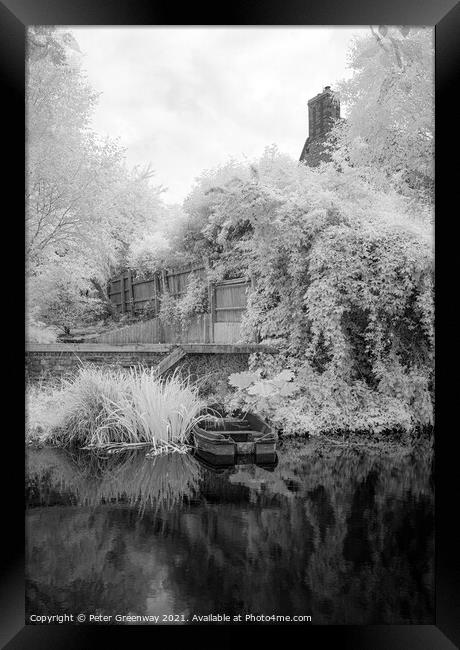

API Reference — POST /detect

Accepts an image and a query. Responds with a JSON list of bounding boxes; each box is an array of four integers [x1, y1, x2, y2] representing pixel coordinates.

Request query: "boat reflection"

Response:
[[192, 448, 278, 473]]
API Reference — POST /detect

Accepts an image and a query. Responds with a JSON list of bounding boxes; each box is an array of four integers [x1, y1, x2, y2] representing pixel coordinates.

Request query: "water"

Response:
[[25, 440, 434, 624]]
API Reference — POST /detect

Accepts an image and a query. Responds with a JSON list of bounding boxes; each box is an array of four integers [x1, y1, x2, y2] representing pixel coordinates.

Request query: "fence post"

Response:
[[153, 272, 159, 317], [249, 274, 260, 343], [128, 270, 134, 315], [120, 274, 126, 314], [107, 280, 111, 300], [208, 281, 216, 343]]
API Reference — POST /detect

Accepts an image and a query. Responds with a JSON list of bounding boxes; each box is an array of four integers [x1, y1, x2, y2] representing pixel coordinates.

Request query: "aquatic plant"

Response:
[[26, 365, 207, 451], [100, 367, 207, 452], [54, 366, 132, 447]]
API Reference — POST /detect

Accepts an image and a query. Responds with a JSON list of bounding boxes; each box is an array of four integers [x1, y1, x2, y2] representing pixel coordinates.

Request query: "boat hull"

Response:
[[193, 432, 236, 456], [192, 408, 277, 462]]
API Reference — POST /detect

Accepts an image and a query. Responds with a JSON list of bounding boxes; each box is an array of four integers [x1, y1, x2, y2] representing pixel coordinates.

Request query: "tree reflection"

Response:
[[26, 441, 434, 623]]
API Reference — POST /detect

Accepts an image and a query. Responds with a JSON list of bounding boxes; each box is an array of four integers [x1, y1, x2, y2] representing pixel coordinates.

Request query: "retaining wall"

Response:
[[25, 344, 275, 389]]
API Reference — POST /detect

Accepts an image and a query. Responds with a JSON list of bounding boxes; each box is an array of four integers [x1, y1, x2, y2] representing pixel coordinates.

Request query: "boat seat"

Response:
[[210, 430, 272, 442]]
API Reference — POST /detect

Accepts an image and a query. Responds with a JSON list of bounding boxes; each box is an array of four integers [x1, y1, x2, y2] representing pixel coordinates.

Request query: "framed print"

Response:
[[2, 0, 459, 647]]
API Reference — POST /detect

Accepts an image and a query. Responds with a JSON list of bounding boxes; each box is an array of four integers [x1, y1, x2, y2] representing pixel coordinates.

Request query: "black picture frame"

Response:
[[4, 0, 459, 647]]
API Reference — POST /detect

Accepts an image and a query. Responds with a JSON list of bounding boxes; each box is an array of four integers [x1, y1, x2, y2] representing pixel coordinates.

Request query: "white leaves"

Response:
[[247, 381, 276, 396], [274, 369, 295, 382], [333, 28, 434, 204], [228, 371, 259, 389], [279, 382, 299, 397], [61, 32, 82, 53], [229, 367, 299, 400]]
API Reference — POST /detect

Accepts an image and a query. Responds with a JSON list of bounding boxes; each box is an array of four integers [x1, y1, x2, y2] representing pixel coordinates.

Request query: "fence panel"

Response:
[[96, 318, 161, 345], [108, 266, 207, 313], [105, 268, 251, 344], [214, 280, 249, 323], [166, 266, 207, 298], [212, 279, 250, 343]]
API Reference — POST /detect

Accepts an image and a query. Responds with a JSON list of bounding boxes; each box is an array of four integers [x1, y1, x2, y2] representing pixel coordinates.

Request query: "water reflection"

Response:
[[26, 441, 434, 624]]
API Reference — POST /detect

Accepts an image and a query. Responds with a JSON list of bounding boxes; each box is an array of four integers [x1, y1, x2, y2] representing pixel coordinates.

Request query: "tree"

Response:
[[126, 204, 191, 276], [328, 27, 434, 206], [26, 27, 164, 327], [28, 257, 104, 335]]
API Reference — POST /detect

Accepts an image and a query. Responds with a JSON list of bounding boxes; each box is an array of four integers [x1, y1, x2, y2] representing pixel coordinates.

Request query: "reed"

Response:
[[27, 365, 208, 451]]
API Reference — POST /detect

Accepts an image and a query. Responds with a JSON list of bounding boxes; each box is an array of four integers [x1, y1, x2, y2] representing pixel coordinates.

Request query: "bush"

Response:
[[226, 364, 432, 438], [159, 275, 208, 331], [26, 380, 66, 445], [26, 319, 59, 343]]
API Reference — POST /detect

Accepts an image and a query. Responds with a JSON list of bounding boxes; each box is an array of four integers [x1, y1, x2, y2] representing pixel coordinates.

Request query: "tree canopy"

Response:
[[26, 27, 165, 330], [330, 27, 434, 206]]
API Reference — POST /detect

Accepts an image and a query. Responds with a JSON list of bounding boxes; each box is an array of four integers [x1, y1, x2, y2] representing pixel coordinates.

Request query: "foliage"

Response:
[[329, 27, 434, 206], [159, 275, 208, 331], [26, 380, 66, 444], [25, 27, 434, 440], [26, 27, 164, 324], [179, 142, 433, 436], [126, 205, 192, 276], [118, 27, 434, 439], [126, 232, 172, 276], [26, 311, 59, 343], [28, 259, 104, 333], [26, 366, 207, 451], [227, 363, 431, 438]]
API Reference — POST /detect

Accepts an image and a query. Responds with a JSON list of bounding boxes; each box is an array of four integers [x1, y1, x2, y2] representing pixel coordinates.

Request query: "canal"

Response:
[[25, 439, 434, 624]]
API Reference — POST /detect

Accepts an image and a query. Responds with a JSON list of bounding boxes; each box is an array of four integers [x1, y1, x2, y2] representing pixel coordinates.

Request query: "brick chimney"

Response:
[[300, 86, 340, 166]]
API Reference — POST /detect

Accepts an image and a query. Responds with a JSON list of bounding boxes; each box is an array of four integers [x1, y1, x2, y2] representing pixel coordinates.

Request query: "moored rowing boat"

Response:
[[192, 408, 277, 461]]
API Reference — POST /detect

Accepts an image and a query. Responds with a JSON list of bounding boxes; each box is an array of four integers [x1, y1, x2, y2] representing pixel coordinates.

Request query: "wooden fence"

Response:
[[107, 264, 208, 316], [103, 266, 252, 345]]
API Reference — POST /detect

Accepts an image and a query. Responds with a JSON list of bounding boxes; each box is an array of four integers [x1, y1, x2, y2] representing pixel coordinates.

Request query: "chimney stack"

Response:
[[299, 86, 340, 166]]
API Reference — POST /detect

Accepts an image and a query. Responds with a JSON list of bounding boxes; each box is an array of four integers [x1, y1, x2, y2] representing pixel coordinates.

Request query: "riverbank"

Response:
[[26, 368, 433, 451]]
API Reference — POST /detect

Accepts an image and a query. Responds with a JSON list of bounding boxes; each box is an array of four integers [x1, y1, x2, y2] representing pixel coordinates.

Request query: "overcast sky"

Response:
[[70, 27, 368, 205]]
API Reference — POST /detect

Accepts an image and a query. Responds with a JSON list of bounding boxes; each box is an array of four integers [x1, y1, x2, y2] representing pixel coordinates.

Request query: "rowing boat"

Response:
[[192, 407, 277, 461]]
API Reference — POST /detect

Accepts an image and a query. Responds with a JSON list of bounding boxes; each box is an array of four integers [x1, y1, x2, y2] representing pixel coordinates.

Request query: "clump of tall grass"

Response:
[[26, 365, 207, 452], [102, 367, 207, 452], [55, 366, 133, 447]]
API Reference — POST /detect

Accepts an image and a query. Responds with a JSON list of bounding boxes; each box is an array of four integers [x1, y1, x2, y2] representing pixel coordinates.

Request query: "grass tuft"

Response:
[[26, 365, 207, 451]]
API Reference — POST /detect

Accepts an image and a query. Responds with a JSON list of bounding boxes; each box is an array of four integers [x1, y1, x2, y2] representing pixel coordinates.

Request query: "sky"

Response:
[[69, 27, 368, 205]]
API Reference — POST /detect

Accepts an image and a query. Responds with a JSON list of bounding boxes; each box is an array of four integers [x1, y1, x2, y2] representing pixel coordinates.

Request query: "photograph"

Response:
[[24, 24, 436, 628]]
